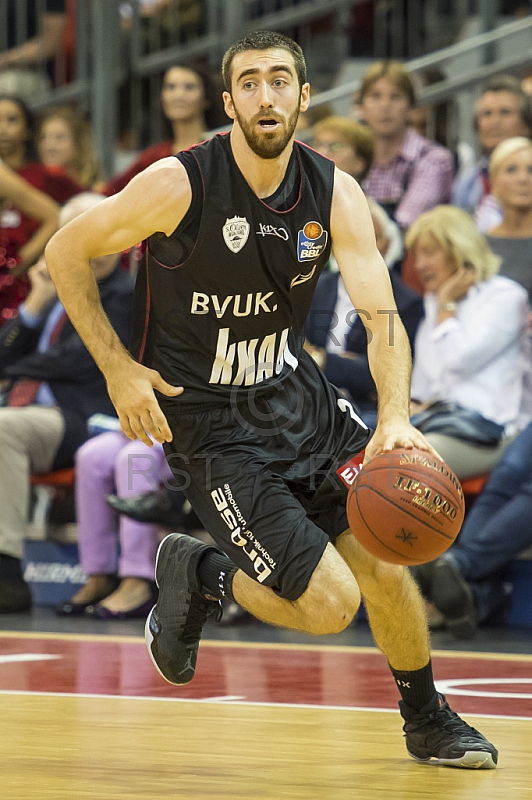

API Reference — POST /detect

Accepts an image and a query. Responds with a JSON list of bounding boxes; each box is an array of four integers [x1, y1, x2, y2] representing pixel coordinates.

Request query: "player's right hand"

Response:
[[105, 359, 183, 446]]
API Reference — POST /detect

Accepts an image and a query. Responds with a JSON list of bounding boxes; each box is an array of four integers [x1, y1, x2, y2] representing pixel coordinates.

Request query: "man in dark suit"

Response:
[[305, 267, 423, 426], [0, 193, 134, 612]]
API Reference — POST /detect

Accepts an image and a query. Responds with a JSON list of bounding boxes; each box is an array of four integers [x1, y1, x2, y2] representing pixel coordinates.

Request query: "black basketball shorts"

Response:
[[163, 356, 372, 601]]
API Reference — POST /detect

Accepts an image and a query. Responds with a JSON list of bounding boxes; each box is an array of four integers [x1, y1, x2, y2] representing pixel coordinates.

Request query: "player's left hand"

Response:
[[364, 418, 442, 465]]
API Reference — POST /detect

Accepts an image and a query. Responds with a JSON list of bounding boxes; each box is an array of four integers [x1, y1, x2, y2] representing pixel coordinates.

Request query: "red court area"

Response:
[[1, 634, 531, 718]]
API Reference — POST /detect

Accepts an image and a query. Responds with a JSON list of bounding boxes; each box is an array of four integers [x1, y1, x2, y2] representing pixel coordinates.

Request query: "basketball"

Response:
[[346, 448, 465, 565], [303, 221, 323, 239]]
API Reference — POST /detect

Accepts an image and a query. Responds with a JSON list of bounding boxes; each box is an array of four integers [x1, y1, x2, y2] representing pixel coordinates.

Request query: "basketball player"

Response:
[[45, 32, 497, 768]]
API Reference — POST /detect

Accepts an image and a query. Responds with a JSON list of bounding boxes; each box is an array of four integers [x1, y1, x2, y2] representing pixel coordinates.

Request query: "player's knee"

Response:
[[359, 559, 407, 602], [324, 585, 361, 633], [298, 581, 361, 635]]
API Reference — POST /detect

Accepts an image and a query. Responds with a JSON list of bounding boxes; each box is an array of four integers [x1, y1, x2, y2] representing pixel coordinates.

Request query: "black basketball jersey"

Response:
[[130, 132, 335, 408]]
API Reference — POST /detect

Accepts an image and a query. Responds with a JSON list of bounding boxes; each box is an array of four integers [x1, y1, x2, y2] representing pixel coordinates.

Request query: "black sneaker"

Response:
[[145, 533, 222, 685], [400, 694, 498, 769]]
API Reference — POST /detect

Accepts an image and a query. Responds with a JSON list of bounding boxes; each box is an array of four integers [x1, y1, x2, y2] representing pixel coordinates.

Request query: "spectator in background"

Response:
[[484, 137, 532, 304], [406, 205, 532, 480], [453, 76, 532, 225], [0, 95, 82, 321], [312, 116, 403, 269], [104, 62, 226, 196], [312, 115, 374, 183], [0, 192, 135, 614], [356, 60, 454, 230], [36, 106, 104, 189], [412, 421, 532, 639], [308, 115, 422, 424], [0, 1, 66, 101], [0, 158, 59, 276], [56, 431, 173, 619], [305, 215, 423, 425]]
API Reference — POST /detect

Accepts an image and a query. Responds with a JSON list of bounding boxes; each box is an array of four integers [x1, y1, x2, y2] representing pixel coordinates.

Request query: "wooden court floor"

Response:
[[1, 631, 531, 799]]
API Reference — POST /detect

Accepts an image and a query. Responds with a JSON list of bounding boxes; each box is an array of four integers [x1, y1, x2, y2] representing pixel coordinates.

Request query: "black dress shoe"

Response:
[[90, 597, 155, 620], [409, 561, 437, 597], [106, 489, 188, 529], [55, 576, 120, 616], [56, 599, 99, 616], [0, 578, 32, 614], [430, 554, 478, 640]]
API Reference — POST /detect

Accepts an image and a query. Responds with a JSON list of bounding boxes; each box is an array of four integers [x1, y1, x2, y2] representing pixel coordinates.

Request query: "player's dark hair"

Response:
[[222, 30, 307, 93]]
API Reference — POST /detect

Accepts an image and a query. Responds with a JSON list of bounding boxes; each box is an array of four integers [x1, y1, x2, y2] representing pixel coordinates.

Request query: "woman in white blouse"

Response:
[[405, 205, 532, 479]]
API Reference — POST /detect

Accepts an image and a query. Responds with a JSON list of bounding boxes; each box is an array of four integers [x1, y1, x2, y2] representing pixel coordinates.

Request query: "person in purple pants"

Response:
[[57, 430, 173, 618]]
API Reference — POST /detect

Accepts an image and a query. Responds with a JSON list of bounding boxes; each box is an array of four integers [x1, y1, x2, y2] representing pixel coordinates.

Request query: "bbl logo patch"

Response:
[[223, 216, 250, 253], [297, 221, 328, 262]]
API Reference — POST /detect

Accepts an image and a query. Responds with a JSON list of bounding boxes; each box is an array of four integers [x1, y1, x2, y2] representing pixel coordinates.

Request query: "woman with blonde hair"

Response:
[[484, 136, 532, 304], [406, 205, 532, 479], [36, 105, 103, 189]]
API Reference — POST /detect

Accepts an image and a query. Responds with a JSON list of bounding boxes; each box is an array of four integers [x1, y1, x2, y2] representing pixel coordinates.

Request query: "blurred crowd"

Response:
[[1, 10, 532, 639]]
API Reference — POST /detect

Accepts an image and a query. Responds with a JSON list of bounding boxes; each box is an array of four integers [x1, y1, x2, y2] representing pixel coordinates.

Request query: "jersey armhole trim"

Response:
[[137, 245, 152, 363], [149, 152, 206, 271]]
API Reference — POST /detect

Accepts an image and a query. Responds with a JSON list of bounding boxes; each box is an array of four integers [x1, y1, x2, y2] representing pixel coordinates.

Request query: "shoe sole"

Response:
[[145, 606, 180, 685], [144, 533, 186, 686], [408, 749, 497, 769]]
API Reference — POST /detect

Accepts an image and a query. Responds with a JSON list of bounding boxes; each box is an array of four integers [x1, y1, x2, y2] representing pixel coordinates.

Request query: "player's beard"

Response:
[[233, 102, 301, 160]]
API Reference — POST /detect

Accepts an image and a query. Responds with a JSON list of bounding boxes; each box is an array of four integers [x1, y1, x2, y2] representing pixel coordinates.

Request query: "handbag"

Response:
[[410, 400, 505, 446]]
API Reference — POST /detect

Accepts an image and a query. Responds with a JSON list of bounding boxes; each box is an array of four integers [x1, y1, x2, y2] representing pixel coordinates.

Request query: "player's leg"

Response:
[[146, 531, 360, 686], [230, 541, 360, 634], [336, 529, 498, 769], [336, 529, 429, 668], [145, 450, 364, 686]]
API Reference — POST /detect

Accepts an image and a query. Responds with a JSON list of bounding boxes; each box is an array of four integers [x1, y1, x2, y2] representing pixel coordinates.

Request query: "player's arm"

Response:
[[330, 169, 437, 460], [0, 160, 59, 272], [45, 158, 192, 446]]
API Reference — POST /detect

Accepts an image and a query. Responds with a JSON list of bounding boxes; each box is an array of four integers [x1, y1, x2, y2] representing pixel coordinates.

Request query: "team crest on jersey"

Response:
[[297, 220, 328, 262], [223, 216, 250, 253]]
